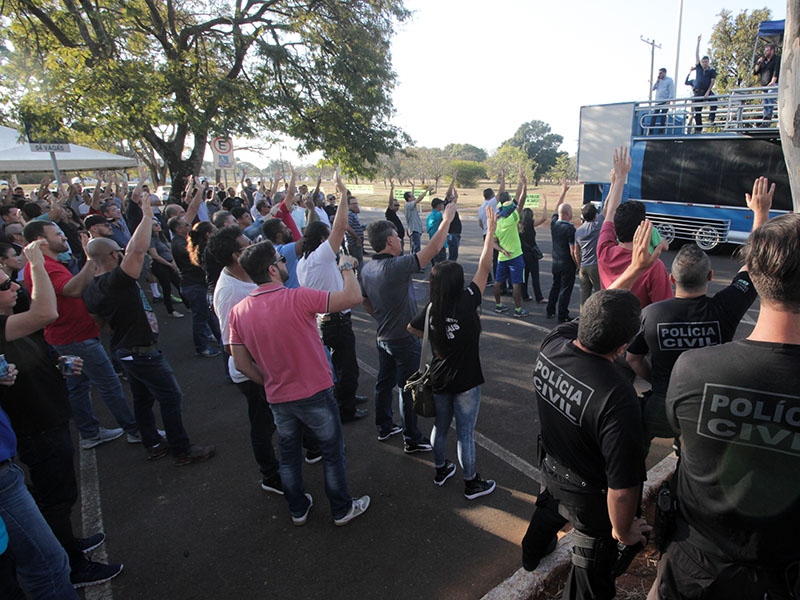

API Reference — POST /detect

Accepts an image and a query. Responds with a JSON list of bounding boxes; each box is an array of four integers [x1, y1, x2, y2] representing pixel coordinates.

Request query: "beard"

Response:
[[279, 267, 289, 284]]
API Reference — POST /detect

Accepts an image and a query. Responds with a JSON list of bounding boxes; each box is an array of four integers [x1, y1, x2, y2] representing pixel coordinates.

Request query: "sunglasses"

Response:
[[272, 254, 287, 266], [0, 278, 14, 292]]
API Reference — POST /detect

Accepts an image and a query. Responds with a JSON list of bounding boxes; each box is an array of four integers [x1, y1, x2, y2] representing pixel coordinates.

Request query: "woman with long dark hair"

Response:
[[519, 200, 548, 303], [408, 206, 498, 500]]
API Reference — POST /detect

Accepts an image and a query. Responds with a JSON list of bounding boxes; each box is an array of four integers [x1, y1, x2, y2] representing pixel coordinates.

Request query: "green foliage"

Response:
[[443, 143, 487, 163], [709, 8, 772, 93], [545, 154, 576, 183], [406, 147, 448, 189], [502, 120, 563, 184], [2, 0, 409, 196], [449, 160, 487, 188], [485, 146, 536, 183]]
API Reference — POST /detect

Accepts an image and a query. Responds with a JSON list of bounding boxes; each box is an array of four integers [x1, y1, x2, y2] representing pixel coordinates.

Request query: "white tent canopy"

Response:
[[0, 126, 137, 172]]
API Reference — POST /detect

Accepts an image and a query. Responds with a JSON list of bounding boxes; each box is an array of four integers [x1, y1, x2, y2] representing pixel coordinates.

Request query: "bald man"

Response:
[[547, 180, 578, 323], [82, 183, 215, 466]]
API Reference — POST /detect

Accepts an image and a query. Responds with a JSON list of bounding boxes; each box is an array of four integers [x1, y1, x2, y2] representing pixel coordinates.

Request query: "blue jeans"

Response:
[[763, 94, 776, 120], [270, 388, 352, 520], [55, 337, 137, 440], [431, 386, 481, 480], [180, 283, 221, 353], [409, 231, 421, 255], [0, 462, 76, 599], [375, 335, 424, 443], [447, 234, 461, 261], [113, 348, 191, 454]]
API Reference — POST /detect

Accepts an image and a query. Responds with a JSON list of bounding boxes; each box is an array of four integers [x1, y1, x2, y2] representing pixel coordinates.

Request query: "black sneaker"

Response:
[[70, 560, 124, 589], [261, 473, 283, 495], [522, 535, 558, 572], [403, 440, 433, 454], [464, 474, 496, 500], [377, 424, 403, 441], [434, 460, 456, 486], [340, 407, 368, 423], [78, 532, 106, 554], [305, 449, 322, 464], [174, 444, 216, 466], [146, 441, 169, 461]]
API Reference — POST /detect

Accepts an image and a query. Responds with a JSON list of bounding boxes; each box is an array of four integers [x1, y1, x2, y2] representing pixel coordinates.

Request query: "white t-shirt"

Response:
[[478, 197, 497, 235], [314, 206, 331, 227], [291, 205, 306, 232], [213, 269, 257, 383], [296, 240, 347, 314]]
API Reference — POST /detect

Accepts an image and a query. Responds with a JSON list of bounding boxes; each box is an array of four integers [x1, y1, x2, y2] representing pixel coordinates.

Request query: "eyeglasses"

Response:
[[0, 278, 14, 291], [272, 254, 287, 266]]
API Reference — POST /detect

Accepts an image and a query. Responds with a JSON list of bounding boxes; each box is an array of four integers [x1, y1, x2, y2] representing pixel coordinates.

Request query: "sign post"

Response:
[[211, 137, 236, 171]]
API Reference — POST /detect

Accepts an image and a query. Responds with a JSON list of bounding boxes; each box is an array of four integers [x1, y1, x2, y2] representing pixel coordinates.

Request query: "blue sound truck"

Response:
[[576, 21, 790, 251]]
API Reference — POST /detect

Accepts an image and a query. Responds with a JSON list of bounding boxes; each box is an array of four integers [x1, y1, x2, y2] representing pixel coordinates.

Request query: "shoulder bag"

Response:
[[403, 304, 436, 418]]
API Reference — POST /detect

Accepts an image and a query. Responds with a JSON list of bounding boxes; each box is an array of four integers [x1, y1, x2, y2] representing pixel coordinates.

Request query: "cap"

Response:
[[84, 215, 109, 229]]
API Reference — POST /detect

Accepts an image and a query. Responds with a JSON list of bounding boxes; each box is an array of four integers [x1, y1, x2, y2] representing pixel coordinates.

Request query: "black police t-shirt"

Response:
[[550, 214, 576, 266], [83, 267, 159, 351], [627, 271, 757, 398], [384, 207, 405, 239], [410, 282, 484, 394], [667, 339, 800, 564], [0, 316, 71, 435], [534, 322, 645, 491], [171, 236, 206, 286]]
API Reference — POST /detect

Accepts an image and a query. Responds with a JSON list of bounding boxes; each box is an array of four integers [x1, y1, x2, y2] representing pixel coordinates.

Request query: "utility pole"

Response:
[[674, 0, 684, 89], [641, 36, 662, 100]]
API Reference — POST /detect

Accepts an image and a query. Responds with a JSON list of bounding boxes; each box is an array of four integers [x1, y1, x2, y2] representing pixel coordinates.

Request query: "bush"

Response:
[[450, 160, 487, 188]]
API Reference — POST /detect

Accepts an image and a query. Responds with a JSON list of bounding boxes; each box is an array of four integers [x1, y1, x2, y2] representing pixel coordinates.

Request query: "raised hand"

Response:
[[23, 239, 48, 267], [561, 178, 569, 193], [631, 219, 666, 272], [485, 205, 497, 236], [745, 176, 775, 215], [612, 146, 631, 182], [443, 201, 457, 222]]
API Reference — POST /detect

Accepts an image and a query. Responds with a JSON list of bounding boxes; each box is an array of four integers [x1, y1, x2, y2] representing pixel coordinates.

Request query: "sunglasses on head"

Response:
[[0, 278, 15, 292]]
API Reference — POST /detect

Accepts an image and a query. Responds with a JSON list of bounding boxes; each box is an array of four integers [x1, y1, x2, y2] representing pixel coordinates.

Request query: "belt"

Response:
[[319, 312, 350, 323], [119, 344, 158, 354], [543, 455, 605, 494]]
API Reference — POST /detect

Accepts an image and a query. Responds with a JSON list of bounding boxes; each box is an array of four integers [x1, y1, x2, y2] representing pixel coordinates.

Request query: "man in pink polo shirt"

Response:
[[597, 147, 672, 308], [21, 220, 139, 449], [229, 239, 369, 527]]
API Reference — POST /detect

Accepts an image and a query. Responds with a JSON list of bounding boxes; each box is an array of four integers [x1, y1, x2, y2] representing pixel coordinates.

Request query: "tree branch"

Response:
[[17, 0, 79, 49]]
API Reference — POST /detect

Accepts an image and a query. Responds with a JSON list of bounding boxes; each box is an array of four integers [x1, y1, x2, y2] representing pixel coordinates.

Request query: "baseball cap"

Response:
[[84, 215, 109, 228]]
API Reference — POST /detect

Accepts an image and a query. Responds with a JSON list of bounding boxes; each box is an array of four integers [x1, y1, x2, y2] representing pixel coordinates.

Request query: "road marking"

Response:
[[79, 447, 114, 600], [356, 358, 541, 483]]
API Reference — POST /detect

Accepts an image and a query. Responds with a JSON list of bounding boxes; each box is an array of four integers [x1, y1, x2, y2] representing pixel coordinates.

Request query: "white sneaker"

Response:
[[334, 496, 370, 526], [292, 493, 313, 526], [126, 429, 166, 444], [168, 311, 184, 318], [80, 427, 124, 450]]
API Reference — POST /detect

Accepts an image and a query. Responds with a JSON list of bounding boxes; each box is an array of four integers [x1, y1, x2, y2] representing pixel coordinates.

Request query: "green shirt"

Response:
[[495, 210, 522, 261]]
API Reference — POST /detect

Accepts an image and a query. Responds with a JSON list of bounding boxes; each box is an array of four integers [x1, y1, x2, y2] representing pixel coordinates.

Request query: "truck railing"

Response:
[[634, 86, 779, 136]]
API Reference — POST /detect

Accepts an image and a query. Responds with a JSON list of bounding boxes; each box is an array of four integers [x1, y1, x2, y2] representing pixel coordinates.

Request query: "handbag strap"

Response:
[[420, 303, 433, 369]]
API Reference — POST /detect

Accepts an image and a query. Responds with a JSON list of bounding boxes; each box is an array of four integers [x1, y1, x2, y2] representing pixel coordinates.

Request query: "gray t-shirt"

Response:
[[361, 252, 420, 341], [404, 201, 423, 234], [575, 213, 604, 266]]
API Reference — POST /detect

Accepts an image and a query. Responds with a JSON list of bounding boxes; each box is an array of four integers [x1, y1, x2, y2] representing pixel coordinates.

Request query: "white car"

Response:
[[156, 185, 171, 202]]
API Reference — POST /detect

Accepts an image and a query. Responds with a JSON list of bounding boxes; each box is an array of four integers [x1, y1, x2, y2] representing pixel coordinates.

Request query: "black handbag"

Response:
[[404, 304, 436, 418]]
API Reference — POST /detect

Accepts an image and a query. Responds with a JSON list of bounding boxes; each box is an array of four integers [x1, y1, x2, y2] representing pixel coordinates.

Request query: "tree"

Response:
[[708, 8, 772, 93], [779, 2, 800, 212], [485, 146, 536, 183], [408, 147, 448, 191], [450, 161, 487, 188], [502, 120, 563, 185], [443, 143, 488, 163], [2, 0, 409, 201], [545, 154, 577, 183]]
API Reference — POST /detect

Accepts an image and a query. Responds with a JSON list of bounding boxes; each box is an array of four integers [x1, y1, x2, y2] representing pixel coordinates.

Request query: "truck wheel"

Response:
[[655, 223, 676, 247], [695, 226, 721, 252]]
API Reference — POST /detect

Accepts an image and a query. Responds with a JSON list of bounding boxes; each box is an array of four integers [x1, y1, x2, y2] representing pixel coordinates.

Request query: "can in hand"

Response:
[[59, 355, 80, 375], [0, 354, 8, 379]]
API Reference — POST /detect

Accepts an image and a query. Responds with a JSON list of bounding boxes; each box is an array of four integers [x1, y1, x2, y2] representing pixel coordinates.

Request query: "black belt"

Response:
[[319, 312, 350, 323], [543, 455, 606, 494], [118, 344, 158, 354]]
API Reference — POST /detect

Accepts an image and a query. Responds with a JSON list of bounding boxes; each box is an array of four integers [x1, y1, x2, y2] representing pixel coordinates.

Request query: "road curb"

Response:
[[481, 453, 678, 600]]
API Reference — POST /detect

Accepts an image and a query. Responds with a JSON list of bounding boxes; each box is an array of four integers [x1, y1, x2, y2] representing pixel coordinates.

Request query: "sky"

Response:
[[235, 0, 786, 168]]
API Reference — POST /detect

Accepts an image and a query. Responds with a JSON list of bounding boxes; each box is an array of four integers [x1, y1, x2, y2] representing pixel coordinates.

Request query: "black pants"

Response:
[[151, 261, 182, 314], [235, 381, 280, 477], [523, 484, 617, 600], [15, 424, 87, 572], [320, 314, 360, 419], [522, 251, 543, 301], [652, 105, 668, 133], [547, 262, 576, 321], [691, 92, 717, 133]]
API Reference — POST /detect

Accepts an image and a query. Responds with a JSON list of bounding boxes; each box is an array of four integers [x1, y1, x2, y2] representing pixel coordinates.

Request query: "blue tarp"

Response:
[[758, 19, 785, 38]]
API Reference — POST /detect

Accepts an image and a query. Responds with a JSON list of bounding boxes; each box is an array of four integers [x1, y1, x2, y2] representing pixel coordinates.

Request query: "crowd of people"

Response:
[[0, 142, 795, 600]]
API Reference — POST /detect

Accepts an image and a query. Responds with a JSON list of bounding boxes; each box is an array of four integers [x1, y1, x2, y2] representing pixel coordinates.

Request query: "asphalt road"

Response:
[[75, 208, 756, 600]]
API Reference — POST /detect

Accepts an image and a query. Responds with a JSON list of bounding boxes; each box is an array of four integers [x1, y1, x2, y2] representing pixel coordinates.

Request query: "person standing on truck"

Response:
[[687, 35, 717, 134], [651, 68, 674, 134], [753, 42, 780, 124]]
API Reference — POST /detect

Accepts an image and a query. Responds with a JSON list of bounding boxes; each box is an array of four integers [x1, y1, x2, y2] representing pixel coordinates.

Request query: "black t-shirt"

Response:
[[534, 322, 645, 491], [203, 246, 223, 291], [755, 54, 781, 86], [520, 222, 538, 257], [171, 235, 206, 286], [410, 282, 484, 394], [83, 267, 159, 351], [550, 214, 576, 266], [384, 207, 405, 239], [693, 63, 717, 93], [324, 205, 337, 220], [667, 339, 800, 564], [448, 210, 462, 235], [627, 271, 757, 398], [0, 316, 71, 435]]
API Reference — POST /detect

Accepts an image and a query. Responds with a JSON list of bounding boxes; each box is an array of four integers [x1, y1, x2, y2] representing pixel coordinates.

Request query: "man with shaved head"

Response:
[[83, 183, 215, 466], [546, 180, 578, 323]]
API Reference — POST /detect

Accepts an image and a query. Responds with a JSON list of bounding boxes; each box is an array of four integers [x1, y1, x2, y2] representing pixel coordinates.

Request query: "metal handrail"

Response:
[[635, 86, 779, 135]]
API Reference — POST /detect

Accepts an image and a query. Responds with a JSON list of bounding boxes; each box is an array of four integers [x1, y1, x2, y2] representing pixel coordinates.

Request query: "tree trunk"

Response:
[[780, 0, 800, 212]]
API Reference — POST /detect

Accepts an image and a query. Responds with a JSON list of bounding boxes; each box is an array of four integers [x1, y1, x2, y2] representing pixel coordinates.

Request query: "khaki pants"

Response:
[[579, 264, 601, 308]]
